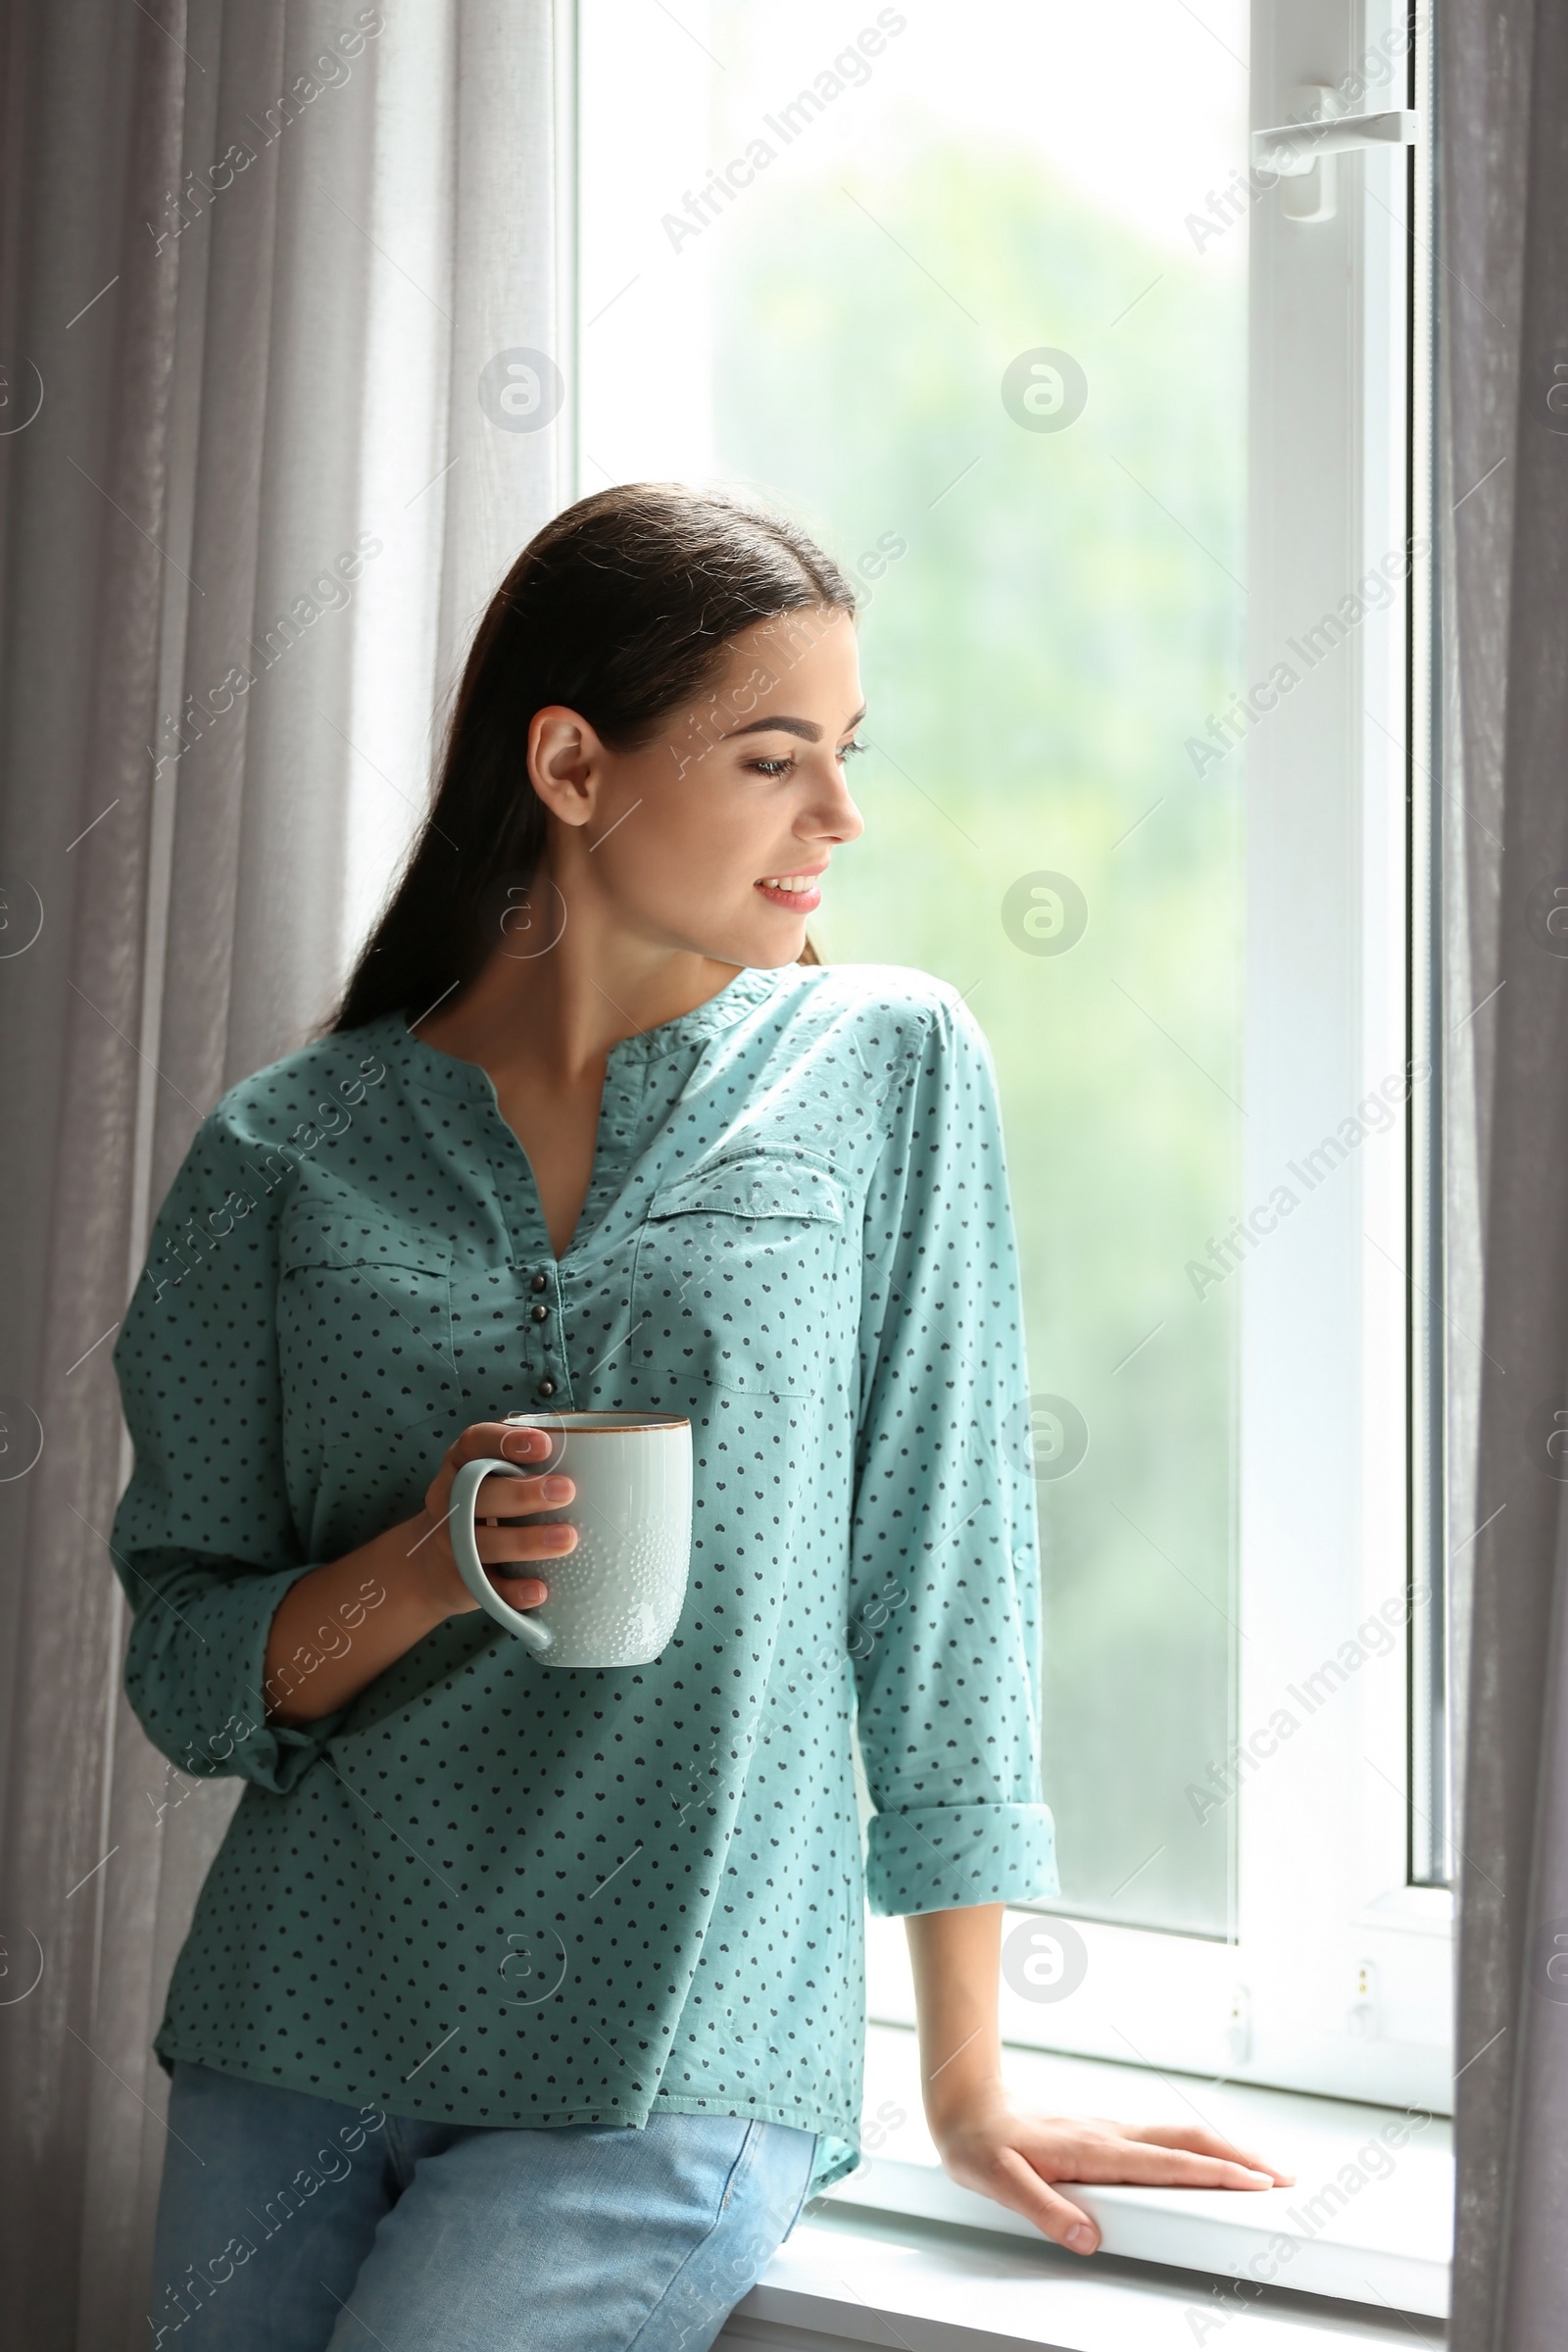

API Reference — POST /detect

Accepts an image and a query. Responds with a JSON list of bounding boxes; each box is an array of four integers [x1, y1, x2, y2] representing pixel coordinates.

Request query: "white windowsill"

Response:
[[724, 2024, 1451, 2350], [725, 2204, 1444, 2352]]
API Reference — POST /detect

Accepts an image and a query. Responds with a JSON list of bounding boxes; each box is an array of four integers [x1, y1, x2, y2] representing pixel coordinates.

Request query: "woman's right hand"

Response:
[[413, 1420, 579, 1621], [263, 1423, 580, 1727]]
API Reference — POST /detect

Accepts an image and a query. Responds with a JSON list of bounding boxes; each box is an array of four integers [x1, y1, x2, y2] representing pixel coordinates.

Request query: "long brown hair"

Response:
[[330, 484, 856, 1032]]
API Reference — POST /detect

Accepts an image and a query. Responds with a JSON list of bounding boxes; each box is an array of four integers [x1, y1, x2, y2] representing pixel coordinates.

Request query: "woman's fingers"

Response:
[[1118, 2122, 1294, 2185], [484, 1572, 549, 1605], [1003, 2115, 1284, 2194], [473, 1519, 577, 1564], [446, 1420, 555, 1472], [1061, 2122, 1270, 2189], [416, 1423, 577, 1612], [1090, 2142, 1274, 2189], [472, 1467, 574, 1516], [470, 1468, 577, 1566], [990, 2147, 1101, 2256]]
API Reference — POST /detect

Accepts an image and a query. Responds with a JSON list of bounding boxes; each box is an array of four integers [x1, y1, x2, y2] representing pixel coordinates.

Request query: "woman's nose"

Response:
[[813, 769, 865, 843]]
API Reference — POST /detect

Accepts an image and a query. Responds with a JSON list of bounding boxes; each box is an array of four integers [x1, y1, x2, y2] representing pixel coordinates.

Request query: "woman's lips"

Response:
[[754, 875, 823, 911]]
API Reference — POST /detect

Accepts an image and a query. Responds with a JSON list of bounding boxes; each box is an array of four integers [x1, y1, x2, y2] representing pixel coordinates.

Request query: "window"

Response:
[[574, 0, 1448, 2107]]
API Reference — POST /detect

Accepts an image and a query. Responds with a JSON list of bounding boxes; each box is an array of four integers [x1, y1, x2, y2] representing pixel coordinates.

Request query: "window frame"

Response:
[[568, 0, 1452, 2113], [967, 0, 1449, 2108]]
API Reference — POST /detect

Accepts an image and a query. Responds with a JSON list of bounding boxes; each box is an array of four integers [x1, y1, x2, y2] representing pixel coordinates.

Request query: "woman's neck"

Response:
[[416, 911, 741, 1093]]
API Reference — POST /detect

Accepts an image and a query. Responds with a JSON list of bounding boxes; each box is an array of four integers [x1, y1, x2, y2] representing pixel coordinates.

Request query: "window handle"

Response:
[[1251, 86, 1420, 223]]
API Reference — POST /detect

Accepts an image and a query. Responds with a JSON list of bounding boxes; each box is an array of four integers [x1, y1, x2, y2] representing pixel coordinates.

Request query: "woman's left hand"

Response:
[[928, 2079, 1295, 2257]]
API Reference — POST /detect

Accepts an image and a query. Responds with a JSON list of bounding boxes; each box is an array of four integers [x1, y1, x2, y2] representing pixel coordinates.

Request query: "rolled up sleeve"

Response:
[[110, 1112, 344, 1795], [849, 989, 1057, 1917]]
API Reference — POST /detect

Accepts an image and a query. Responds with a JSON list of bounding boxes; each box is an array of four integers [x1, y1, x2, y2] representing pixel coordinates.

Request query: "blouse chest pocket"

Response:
[[276, 1208, 456, 1414], [628, 1152, 852, 1400]]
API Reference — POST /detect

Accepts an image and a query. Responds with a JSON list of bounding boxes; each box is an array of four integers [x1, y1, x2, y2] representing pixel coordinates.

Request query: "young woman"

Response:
[[114, 486, 1287, 2352]]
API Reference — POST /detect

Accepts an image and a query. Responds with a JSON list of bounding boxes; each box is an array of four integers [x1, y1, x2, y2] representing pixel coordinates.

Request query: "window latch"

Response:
[[1251, 86, 1420, 223]]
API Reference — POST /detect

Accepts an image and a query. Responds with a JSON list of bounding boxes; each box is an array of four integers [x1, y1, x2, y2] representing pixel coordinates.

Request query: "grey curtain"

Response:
[[1442, 0, 1568, 2345], [0, 4, 564, 2344]]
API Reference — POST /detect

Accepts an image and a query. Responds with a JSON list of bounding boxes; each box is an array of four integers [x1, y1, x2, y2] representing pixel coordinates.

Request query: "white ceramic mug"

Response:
[[450, 1411, 692, 1667]]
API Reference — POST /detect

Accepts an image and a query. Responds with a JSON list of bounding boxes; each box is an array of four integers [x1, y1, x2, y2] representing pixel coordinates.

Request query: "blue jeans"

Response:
[[150, 2062, 817, 2352]]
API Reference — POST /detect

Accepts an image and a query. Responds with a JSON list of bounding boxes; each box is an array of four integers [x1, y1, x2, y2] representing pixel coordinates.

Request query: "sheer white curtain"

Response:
[[0, 4, 565, 2342], [1440, 0, 1568, 2345]]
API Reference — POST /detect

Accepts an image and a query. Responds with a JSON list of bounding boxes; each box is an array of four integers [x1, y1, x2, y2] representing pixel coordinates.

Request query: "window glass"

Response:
[[579, 0, 1250, 1936]]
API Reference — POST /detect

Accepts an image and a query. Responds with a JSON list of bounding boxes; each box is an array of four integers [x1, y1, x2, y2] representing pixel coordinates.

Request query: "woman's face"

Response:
[[533, 605, 867, 969]]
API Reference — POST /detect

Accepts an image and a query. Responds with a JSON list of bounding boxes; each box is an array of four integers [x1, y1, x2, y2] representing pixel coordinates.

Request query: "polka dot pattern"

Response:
[[110, 963, 1057, 2199]]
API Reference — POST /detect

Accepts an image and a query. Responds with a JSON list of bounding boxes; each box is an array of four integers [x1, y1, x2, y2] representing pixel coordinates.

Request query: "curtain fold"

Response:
[[1442, 0, 1568, 2344], [0, 6, 564, 2344]]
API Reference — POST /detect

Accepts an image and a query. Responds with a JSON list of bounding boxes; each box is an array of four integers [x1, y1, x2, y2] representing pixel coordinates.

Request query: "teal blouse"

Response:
[[111, 960, 1056, 2192]]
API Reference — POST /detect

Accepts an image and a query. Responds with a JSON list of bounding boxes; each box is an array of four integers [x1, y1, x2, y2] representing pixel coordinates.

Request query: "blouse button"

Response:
[[530, 1302, 548, 1323], [535, 1378, 557, 1398], [530, 1272, 548, 1294]]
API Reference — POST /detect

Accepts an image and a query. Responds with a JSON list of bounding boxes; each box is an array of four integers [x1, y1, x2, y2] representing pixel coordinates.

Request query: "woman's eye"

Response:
[[743, 742, 863, 777]]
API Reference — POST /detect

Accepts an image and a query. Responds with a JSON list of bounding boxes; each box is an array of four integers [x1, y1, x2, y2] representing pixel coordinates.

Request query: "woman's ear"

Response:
[[526, 705, 604, 826]]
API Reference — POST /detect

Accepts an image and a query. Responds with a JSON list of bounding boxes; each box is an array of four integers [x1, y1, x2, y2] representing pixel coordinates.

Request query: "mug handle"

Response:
[[450, 1456, 556, 1652]]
